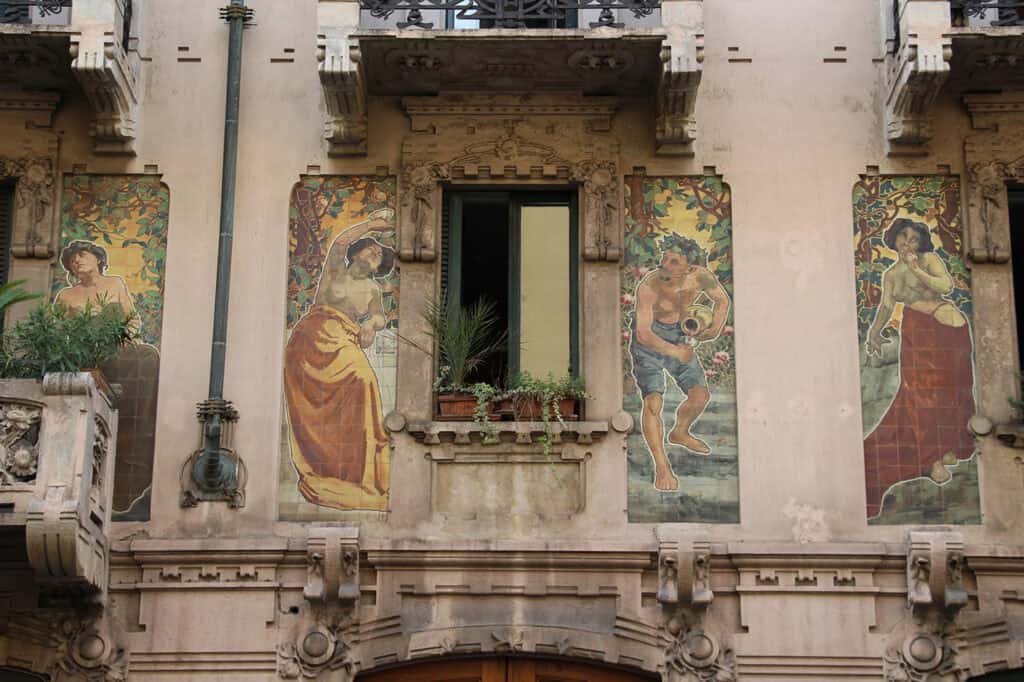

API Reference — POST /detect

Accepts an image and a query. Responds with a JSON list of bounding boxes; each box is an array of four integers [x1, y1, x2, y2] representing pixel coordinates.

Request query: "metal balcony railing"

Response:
[[951, 0, 1024, 26], [359, 0, 660, 29], [0, 0, 71, 25]]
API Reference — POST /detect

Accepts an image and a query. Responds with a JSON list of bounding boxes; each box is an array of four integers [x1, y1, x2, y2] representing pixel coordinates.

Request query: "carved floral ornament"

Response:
[[398, 131, 622, 263], [0, 402, 42, 485], [965, 155, 1024, 264]]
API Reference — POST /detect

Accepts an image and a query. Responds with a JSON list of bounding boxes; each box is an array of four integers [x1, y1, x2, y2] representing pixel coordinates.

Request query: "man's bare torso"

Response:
[[644, 267, 714, 324]]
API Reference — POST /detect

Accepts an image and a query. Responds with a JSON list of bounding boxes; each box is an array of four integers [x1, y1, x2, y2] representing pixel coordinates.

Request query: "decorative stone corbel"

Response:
[[657, 538, 714, 607], [305, 527, 360, 605], [318, 1, 367, 156], [281, 527, 361, 680], [883, 0, 952, 154], [0, 154, 57, 258], [70, 0, 139, 155], [906, 531, 967, 615], [656, 0, 704, 156]]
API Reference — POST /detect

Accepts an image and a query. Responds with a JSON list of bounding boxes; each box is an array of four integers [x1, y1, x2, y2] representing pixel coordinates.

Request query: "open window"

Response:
[[442, 189, 579, 386], [1011, 187, 1024, 373]]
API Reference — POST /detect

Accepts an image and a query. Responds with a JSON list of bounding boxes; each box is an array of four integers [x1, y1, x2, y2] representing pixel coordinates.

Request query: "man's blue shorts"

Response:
[[630, 319, 707, 396]]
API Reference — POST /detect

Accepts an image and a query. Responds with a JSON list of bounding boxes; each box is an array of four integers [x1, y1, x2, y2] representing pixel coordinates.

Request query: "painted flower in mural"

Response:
[[723, 326, 733, 336], [712, 351, 730, 366], [621, 294, 635, 306]]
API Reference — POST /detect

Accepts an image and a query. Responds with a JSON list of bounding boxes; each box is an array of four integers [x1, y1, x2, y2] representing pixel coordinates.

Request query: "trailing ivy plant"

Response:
[[504, 372, 590, 456], [0, 301, 138, 379]]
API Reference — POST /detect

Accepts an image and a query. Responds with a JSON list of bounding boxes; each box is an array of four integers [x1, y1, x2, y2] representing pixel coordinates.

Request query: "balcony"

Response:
[[1, 0, 71, 26], [1, 0, 139, 154], [0, 374, 116, 599], [317, 0, 701, 156], [882, 0, 1024, 154]]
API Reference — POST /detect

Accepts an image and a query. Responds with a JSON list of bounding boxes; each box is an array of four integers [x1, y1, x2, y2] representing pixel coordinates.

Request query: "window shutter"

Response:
[[0, 183, 14, 286], [440, 192, 450, 298]]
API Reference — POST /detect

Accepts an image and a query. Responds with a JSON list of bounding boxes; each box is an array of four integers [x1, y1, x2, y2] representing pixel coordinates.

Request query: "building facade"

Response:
[[1, 0, 1024, 680]]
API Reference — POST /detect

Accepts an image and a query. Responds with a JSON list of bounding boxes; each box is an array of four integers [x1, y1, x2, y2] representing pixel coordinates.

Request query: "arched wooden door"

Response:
[[360, 658, 654, 682]]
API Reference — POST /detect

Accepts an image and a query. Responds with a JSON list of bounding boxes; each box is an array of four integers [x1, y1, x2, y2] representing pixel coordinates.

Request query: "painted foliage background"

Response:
[[54, 175, 169, 521], [279, 176, 398, 520], [853, 175, 980, 524], [623, 176, 738, 523]]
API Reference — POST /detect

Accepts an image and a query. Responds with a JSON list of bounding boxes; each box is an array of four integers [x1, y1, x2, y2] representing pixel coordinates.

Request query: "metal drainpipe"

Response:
[[193, 0, 251, 495]]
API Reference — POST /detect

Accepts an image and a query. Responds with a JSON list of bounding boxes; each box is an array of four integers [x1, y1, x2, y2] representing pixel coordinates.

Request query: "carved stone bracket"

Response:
[[657, 537, 713, 608], [70, 0, 139, 155], [305, 527, 360, 605], [399, 94, 623, 263], [962, 93, 1024, 264], [906, 531, 967, 615], [0, 154, 57, 258], [280, 527, 362, 680], [318, 2, 367, 156], [656, 0, 704, 156], [884, 0, 952, 154]]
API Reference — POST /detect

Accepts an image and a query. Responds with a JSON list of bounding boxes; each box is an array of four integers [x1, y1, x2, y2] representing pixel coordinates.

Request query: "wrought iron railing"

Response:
[[359, 0, 660, 29], [951, 0, 1024, 26], [0, 0, 71, 24]]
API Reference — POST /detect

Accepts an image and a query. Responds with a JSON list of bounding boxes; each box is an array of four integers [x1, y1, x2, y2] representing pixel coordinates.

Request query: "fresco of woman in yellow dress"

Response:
[[283, 208, 396, 512]]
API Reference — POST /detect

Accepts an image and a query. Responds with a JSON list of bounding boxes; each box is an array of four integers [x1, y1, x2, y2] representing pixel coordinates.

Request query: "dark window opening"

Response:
[[457, 199, 511, 383], [0, 182, 14, 327], [442, 189, 579, 389], [1011, 187, 1024, 374]]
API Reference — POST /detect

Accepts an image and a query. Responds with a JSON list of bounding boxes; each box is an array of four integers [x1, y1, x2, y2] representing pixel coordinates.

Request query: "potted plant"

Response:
[[424, 295, 506, 420], [498, 372, 590, 455], [0, 300, 138, 395]]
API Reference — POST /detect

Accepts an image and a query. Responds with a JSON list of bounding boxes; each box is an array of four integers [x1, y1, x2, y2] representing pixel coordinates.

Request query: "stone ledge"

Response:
[[406, 419, 610, 445]]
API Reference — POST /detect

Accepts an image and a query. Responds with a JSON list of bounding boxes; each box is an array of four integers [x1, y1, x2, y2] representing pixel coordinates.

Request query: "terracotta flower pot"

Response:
[[507, 396, 578, 421], [436, 392, 498, 421]]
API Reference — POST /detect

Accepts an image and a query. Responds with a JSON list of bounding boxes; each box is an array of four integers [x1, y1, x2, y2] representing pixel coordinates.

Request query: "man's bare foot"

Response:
[[668, 428, 711, 455], [654, 468, 679, 491], [929, 461, 952, 484]]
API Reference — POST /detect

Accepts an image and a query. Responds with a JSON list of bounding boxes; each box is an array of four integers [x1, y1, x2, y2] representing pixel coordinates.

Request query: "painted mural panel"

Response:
[[623, 176, 738, 523], [279, 177, 398, 520], [54, 175, 170, 521], [854, 176, 980, 524]]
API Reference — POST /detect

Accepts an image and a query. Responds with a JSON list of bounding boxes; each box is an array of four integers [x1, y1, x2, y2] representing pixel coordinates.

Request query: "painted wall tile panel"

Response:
[[279, 177, 398, 520], [853, 175, 981, 524], [54, 174, 170, 521], [623, 176, 738, 523]]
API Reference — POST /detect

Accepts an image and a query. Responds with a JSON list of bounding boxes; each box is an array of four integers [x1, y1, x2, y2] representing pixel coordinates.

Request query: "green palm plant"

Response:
[[0, 279, 43, 317], [423, 295, 506, 391]]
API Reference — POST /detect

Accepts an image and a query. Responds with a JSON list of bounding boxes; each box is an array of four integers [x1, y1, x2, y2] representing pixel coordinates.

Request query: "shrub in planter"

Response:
[[0, 301, 138, 386]]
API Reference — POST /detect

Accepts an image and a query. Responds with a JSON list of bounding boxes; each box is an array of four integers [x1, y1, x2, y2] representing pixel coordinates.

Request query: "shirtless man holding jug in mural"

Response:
[[630, 234, 731, 491]]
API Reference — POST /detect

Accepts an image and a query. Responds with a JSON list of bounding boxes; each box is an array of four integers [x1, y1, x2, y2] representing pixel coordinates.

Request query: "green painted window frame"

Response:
[[443, 187, 580, 380]]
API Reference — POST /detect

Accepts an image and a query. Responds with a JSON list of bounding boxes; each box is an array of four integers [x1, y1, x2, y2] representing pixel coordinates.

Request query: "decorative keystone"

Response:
[[305, 527, 360, 605], [657, 535, 713, 607], [906, 531, 967, 614]]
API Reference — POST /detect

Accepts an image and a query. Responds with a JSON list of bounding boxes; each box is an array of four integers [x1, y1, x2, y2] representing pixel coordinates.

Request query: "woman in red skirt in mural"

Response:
[[863, 218, 976, 518]]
